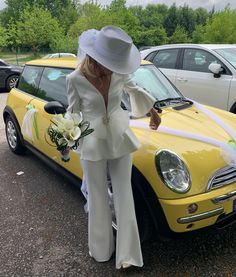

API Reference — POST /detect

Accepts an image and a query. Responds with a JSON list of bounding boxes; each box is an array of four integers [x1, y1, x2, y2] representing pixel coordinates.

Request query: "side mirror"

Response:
[[44, 101, 66, 114], [208, 63, 222, 78]]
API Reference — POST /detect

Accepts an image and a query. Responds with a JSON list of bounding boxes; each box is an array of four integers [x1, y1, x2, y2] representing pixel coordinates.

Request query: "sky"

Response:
[[0, 0, 236, 11]]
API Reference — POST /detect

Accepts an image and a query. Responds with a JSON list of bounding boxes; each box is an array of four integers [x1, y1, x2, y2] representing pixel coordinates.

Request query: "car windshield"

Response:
[[132, 64, 182, 101], [214, 48, 236, 68]]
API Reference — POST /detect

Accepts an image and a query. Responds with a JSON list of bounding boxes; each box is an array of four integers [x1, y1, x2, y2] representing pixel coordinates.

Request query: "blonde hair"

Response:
[[80, 55, 101, 78]]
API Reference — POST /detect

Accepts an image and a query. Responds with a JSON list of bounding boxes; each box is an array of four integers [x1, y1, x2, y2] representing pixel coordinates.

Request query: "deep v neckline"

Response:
[[83, 73, 113, 110]]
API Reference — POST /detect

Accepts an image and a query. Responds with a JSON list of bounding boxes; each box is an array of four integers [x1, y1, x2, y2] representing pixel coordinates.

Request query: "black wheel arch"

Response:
[[229, 102, 236, 114], [131, 165, 173, 238]]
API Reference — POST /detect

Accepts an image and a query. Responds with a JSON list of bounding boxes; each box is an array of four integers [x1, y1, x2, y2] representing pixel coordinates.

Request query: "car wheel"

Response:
[[132, 185, 154, 242], [107, 175, 154, 243], [5, 115, 26, 154], [6, 75, 19, 91]]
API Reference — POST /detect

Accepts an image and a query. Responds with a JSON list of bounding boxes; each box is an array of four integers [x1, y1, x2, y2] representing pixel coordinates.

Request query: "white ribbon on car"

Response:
[[21, 104, 39, 140], [130, 100, 236, 166]]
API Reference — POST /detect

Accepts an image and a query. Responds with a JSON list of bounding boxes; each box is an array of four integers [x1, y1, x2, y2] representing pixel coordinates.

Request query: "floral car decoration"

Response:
[[3, 57, 236, 241]]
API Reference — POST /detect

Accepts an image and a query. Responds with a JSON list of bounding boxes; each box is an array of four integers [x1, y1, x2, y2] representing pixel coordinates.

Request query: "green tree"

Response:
[[16, 5, 63, 54], [178, 5, 196, 37], [192, 24, 206, 43], [50, 34, 77, 53], [0, 25, 8, 49], [163, 4, 179, 37], [194, 7, 209, 26], [168, 25, 190, 44], [203, 8, 236, 43], [105, 0, 139, 42], [68, 2, 108, 38], [137, 26, 168, 47], [0, 0, 78, 31]]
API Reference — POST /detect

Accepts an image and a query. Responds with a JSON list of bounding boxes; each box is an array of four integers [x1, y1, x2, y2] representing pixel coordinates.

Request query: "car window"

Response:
[[130, 65, 181, 100], [38, 67, 73, 106], [182, 49, 223, 73], [17, 66, 43, 96], [215, 48, 236, 69], [152, 49, 178, 69]]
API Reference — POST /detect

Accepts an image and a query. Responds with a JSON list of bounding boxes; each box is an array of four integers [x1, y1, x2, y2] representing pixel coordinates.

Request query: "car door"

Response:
[[0, 60, 7, 88], [176, 48, 233, 110], [30, 66, 83, 178], [146, 48, 179, 85], [13, 65, 44, 145]]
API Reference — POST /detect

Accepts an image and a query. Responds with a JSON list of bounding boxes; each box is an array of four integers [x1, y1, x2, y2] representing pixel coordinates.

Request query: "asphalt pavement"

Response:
[[1, 92, 236, 276]]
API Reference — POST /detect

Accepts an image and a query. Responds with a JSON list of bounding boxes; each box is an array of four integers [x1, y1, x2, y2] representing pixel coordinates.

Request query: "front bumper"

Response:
[[159, 183, 236, 233]]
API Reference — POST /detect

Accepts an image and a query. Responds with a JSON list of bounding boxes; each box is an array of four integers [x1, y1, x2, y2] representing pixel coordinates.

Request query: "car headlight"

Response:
[[155, 149, 191, 193]]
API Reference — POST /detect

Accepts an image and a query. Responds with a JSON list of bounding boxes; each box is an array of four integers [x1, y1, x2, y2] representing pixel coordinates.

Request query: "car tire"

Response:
[[132, 183, 154, 243], [5, 115, 26, 154], [6, 75, 19, 91]]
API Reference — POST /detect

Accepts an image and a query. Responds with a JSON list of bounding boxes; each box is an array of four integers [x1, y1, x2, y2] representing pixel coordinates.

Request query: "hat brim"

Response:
[[80, 35, 141, 75]]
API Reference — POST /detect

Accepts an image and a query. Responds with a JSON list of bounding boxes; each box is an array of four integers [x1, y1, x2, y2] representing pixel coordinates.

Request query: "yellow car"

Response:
[[3, 58, 236, 241]]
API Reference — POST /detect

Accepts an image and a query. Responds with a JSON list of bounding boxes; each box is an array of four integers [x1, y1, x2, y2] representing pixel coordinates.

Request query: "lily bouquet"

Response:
[[47, 112, 94, 162]]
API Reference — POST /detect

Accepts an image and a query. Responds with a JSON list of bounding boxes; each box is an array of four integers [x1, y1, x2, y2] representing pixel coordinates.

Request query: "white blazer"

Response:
[[67, 68, 156, 161]]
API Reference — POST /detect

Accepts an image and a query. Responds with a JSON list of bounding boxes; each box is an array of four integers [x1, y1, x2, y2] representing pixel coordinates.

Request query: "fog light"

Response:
[[187, 203, 198, 214]]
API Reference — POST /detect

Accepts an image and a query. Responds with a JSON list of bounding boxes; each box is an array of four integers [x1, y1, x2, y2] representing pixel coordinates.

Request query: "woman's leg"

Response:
[[81, 159, 115, 262], [108, 154, 143, 269]]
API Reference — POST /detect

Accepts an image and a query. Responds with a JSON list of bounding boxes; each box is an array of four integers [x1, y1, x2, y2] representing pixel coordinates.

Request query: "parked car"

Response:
[[3, 57, 236, 241], [0, 59, 22, 91], [43, 53, 76, 59], [141, 44, 236, 113]]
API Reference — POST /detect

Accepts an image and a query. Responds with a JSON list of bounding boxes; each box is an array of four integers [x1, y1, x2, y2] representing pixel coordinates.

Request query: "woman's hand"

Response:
[[149, 108, 161, 130]]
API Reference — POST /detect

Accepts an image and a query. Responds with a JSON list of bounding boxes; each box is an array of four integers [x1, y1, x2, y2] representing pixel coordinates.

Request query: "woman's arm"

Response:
[[123, 75, 161, 130], [149, 107, 161, 130], [66, 76, 81, 114]]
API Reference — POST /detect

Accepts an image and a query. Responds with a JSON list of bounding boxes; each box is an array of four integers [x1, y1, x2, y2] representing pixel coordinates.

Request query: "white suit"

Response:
[[67, 68, 155, 268]]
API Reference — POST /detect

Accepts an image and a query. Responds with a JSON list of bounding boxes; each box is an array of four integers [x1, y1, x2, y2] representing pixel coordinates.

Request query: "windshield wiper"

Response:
[[154, 97, 193, 109]]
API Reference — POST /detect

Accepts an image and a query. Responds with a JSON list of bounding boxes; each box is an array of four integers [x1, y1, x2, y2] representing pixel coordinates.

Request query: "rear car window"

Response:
[[38, 67, 73, 106], [17, 66, 43, 96], [152, 49, 179, 69]]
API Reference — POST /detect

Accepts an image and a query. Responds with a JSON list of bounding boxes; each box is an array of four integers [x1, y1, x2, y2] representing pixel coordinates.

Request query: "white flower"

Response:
[[63, 127, 82, 147], [58, 137, 68, 146]]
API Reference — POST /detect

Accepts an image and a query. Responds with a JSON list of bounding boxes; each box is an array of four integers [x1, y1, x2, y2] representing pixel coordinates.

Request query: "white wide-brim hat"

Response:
[[78, 26, 141, 75]]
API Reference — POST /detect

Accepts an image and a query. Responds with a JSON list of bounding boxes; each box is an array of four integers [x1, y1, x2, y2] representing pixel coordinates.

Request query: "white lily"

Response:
[[58, 137, 68, 147], [63, 127, 81, 147]]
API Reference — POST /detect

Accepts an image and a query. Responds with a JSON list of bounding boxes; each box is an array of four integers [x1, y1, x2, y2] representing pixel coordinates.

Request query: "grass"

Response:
[[0, 52, 45, 66]]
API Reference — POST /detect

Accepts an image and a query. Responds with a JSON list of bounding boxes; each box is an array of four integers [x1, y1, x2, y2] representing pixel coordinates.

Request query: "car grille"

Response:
[[207, 166, 236, 191]]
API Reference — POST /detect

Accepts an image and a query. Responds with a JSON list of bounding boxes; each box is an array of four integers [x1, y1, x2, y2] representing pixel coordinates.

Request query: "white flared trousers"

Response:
[[81, 154, 143, 269]]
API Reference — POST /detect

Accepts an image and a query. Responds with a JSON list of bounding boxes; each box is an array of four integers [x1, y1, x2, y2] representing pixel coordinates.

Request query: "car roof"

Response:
[[26, 57, 151, 68], [141, 43, 236, 52]]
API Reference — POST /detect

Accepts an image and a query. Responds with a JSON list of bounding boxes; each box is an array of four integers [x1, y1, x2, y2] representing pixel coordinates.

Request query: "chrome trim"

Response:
[[207, 166, 236, 191], [212, 190, 236, 204], [177, 207, 224, 224]]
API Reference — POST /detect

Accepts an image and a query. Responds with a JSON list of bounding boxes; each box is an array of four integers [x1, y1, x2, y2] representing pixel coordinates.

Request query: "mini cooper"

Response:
[[3, 58, 236, 241]]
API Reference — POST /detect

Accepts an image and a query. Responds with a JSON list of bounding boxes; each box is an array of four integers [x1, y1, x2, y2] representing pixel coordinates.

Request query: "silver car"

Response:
[[141, 44, 236, 113]]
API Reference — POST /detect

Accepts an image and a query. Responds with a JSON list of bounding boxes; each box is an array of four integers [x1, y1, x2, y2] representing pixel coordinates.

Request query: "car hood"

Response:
[[8, 64, 23, 71], [131, 104, 236, 197]]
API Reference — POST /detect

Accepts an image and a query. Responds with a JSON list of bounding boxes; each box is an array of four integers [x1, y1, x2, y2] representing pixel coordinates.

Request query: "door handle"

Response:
[[177, 77, 188, 82]]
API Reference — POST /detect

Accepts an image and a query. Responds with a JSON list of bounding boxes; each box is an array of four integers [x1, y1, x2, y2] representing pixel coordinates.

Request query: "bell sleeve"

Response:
[[66, 75, 81, 114], [123, 74, 156, 118]]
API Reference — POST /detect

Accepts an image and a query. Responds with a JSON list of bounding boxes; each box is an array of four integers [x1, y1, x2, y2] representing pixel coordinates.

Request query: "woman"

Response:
[[67, 26, 161, 269]]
